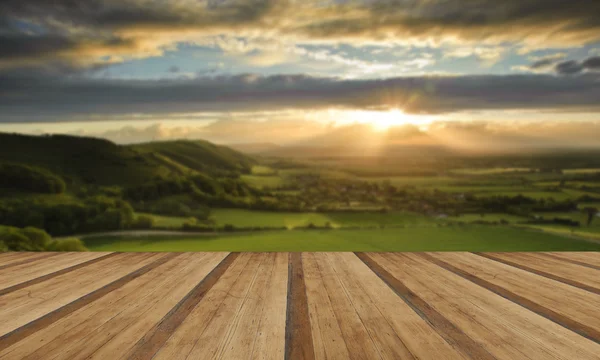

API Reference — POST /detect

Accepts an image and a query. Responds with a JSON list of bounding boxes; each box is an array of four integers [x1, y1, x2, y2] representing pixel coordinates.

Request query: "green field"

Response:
[[209, 209, 445, 228], [211, 209, 332, 228], [84, 226, 600, 252], [445, 213, 528, 223], [137, 213, 190, 227], [451, 168, 532, 175], [239, 175, 286, 189]]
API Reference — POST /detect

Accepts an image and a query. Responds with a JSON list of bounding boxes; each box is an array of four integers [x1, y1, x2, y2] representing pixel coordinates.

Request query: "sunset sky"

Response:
[[1, 0, 600, 148]]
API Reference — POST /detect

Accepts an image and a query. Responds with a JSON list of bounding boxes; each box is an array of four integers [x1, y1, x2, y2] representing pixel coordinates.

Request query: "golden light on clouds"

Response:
[[324, 109, 438, 131]]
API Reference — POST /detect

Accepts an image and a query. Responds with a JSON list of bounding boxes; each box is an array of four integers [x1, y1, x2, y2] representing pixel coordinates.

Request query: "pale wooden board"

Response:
[[369, 253, 600, 360], [485, 252, 600, 290], [327, 253, 467, 360], [303, 252, 353, 360], [0, 252, 599, 360], [6, 253, 227, 360], [0, 252, 112, 290], [152, 253, 253, 360], [248, 252, 288, 360], [0, 253, 55, 268], [154, 253, 277, 360], [0, 253, 192, 359], [429, 252, 600, 336], [0, 253, 163, 336], [544, 252, 600, 268]]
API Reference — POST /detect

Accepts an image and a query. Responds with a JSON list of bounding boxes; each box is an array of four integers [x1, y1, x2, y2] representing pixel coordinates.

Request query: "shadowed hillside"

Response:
[[0, 133, 255, 186]]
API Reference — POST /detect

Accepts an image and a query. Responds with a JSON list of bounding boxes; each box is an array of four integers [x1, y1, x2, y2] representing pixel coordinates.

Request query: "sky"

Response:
[[1, 0, 600, 149]]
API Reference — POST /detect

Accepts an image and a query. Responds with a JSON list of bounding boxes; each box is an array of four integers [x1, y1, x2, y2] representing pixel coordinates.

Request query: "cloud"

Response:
[[59, 119, 600, 151], [1, 71, 600, 122], [444, 46, 506, 64], [555, 56, 600, 75], [2, 0, 600, 69], [515, 55, 600, 75]]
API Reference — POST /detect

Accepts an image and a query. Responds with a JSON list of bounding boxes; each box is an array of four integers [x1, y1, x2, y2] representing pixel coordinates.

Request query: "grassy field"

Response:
[[137, 213, 190, 227], [445, 213, 528, 223], [211, 209, 333, 228], [450, 168, 532, 175], [239, 175, 285, 189], [84, 226, 600, 252], [210, 209, 448, 228]]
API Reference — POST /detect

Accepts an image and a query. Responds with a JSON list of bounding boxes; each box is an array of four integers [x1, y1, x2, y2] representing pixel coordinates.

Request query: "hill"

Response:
[[0, 133, 255, 187], [131, 140, 254, 177]]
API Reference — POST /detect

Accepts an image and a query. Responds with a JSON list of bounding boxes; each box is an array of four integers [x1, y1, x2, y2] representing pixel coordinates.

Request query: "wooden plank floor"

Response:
[[0, 252, 599, 359]]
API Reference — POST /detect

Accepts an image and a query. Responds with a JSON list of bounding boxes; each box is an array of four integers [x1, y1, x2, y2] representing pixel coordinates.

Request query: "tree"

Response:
[[47, 237, 87, 251], [583, 207, 599, 226]]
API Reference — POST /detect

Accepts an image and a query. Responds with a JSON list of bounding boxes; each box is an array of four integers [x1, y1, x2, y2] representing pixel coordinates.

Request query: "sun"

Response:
[[347, 109, 420, 131], [368, 109, 411, 131], [322, 108, 436, 131]]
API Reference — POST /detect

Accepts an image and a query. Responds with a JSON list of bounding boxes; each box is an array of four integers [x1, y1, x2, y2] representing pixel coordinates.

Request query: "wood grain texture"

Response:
[[286, 253, 315, 360], [0, 253, 61, 271], [544, 252, 600, 268], [0, 253, 168, 341], [422, 252, 600, 344], [0, 251, 598, 360], [539, 252, 600, 271], [357, 252, 493, 360], [0, 252, 113, 291], [372, 253, 600, 360], [0, 252, 118, 296], [477, 252, 600, 294], [127, 252, 234, 360]]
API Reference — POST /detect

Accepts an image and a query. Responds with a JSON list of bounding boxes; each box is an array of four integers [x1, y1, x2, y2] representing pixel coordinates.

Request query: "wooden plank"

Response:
[[316, 252, 389, 359], [250, 252, 288, 360], [357, 253, 494, 360], [478, 252, 600, 294], [0, 253, 164, 336], [152, 253, 261, 360], [540, 253, 600, 271], [0, 252, 193, 359], [216, 253, 279, 360], [0, 253, 118, 296], [370, 253, 600, 360], [285, 253, 315, 360], [0, 253, 61, 270], [302, 252, 352, 360], [331, 253, 466, 360], [0, 252, 114, 291], [423, 252, 600, 343], [34, 253, 228, 360], [125, 252, 235, 360], [544, 252, 600, 268], [0, 253, 175, 353]]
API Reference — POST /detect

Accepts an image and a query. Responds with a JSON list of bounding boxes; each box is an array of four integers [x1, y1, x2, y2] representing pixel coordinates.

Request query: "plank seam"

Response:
[[126, 252, 239, 360], [419, 253, 600, 345], [0, 253, 120, 297], [537, 253, 600, 271], [474, 253, 600, 295], [285, 253, 315, 360], [0, 253, 178, 351], [355, 252, 497, 360], [0, 253, 62, 271]]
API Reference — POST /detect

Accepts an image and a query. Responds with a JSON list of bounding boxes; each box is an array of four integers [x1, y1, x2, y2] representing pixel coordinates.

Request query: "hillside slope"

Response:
[[0, 133, 255, 187]]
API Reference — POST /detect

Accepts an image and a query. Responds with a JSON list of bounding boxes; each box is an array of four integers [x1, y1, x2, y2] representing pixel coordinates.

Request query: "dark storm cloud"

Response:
[[1, 72, 599, 122], [582, 56, 600, 70], [2, 0, 600, 67], [555, 56, 600, 75], [530, 58, 556, 70]]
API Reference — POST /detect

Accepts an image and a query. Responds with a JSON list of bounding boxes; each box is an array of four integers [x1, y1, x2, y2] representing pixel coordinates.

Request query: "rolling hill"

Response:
[[0, 133, 255, 187]]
